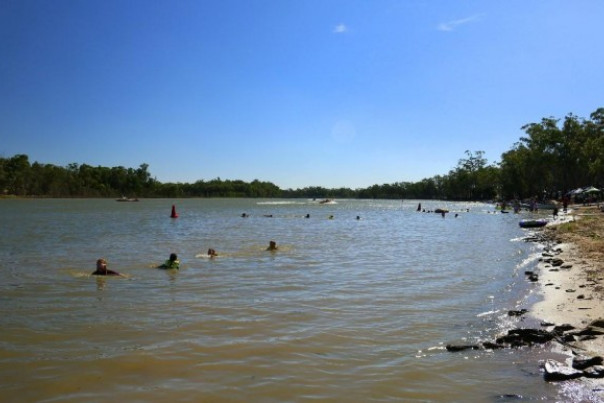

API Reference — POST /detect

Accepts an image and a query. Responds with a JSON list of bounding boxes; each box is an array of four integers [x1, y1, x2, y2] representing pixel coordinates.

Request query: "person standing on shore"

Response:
[[563, 195, 570, 212]]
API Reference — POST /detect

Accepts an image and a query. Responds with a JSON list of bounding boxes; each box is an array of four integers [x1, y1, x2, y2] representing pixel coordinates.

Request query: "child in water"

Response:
[[266, 241, 278, 251], [158, 253, 180, 269], [91, 258, 121, 276]]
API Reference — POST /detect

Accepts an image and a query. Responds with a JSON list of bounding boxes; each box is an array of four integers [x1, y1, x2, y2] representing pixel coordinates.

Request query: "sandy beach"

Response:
[[530, 205, 604, 390]]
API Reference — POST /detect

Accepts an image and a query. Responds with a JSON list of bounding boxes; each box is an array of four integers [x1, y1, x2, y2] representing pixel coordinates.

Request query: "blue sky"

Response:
[[2, 1, 603, 189]]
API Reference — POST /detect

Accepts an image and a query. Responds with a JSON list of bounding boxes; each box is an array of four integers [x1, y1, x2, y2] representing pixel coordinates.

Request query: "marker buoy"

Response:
[[170, 205, 179, 218]]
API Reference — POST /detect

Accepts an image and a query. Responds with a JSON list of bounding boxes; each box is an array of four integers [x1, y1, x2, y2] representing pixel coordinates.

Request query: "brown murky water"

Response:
[[0, 199, 592, 402]]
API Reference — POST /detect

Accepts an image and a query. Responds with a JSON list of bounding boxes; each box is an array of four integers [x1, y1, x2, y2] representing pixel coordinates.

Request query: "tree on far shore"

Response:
[[2, 108, 602, 201]]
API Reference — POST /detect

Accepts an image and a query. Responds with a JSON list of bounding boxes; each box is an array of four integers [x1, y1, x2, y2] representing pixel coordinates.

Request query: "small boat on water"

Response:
[[519, 219, 548, 228], [319, 199, 336, 205]]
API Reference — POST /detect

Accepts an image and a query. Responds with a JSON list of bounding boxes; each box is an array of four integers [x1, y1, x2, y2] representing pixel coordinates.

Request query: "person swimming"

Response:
[[158, 253, 180, 269], [91, 258, 121, 276], [207, 248, 218, 258], [266, 240, 278, 251]]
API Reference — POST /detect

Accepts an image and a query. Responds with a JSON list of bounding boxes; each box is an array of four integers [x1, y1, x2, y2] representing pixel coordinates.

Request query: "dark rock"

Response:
[[508, 309, 528, 317], [446, 344, 480, 352], [497, 328, 554, 346], [528, 274, 539, 282], [524, 270, 534, 276], [543, 359, 583, 382], [551, 259, 564, 267], [553, 324, 575, 333], [589, 319, 604, 328], [574, 327, 604, 337], [583, 365, 604, 378], [577, 294, 585, 299], [572, 356, 603, 370], [561, 264, 573, 269], [540, 321, 555, 327], [482, 342, 504, 350]]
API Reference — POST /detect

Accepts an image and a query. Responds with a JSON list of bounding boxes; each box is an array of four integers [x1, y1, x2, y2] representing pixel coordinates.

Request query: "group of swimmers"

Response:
[[91, 241, 278, 277], [241, 213, 360, 220]]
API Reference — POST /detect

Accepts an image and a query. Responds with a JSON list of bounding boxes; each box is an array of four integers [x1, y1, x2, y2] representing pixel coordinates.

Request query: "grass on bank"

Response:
[[547, 206, 604, 288]]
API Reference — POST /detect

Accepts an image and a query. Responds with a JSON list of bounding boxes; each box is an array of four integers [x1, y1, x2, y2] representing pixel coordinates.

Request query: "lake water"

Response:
[[0, 198, 594, 402]]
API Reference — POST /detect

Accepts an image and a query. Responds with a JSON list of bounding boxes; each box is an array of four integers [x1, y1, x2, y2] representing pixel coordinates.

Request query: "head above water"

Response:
[[169, 253, 178, 261], [96, 258, 107, 269]]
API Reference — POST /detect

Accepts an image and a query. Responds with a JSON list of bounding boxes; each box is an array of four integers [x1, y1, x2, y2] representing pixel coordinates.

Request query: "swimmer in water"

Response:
[[158, 253, 180, 269], [91, 258, 121, 276], [207, 248, 218, 258], [266, 240, 278, 251]]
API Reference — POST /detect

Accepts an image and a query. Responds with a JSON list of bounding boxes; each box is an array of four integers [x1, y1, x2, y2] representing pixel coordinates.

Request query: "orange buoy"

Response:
[[170, 204, 179, 218]]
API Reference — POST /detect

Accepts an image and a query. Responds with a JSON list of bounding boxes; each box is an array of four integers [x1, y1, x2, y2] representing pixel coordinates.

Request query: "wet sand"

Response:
[[531, 205, 604, 392]]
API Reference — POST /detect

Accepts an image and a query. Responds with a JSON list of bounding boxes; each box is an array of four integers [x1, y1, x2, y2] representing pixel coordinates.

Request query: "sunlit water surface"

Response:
[[0, 199, 595, 402]]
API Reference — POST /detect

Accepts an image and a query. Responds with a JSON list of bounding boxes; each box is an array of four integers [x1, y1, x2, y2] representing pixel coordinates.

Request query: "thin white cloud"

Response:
[[333, 23, 348, 34], [437, 14, 484, 31]]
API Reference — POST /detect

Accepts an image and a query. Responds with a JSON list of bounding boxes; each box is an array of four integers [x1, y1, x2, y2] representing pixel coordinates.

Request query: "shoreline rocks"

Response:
[[446, 319, 604, 381]]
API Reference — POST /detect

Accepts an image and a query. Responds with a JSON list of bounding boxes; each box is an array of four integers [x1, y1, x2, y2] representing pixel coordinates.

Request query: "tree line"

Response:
[[2, 107, 602, 200]]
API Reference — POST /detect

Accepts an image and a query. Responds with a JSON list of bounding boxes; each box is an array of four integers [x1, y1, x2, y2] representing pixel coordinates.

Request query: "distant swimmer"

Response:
[[417, 203, 421, 212], [266, 240, 278, 251], [356, 215, 361, 220], [241, 213, 249, 218], [305, 214, 310, 218], [207, 248, 218, 258], [91, 258, 122, 276], [328, 215, 334, 219], [158, 253, 180, 270]]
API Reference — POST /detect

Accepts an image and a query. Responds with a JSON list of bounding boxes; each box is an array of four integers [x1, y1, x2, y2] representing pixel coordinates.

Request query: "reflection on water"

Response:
[[0, 198, 580, 401]]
